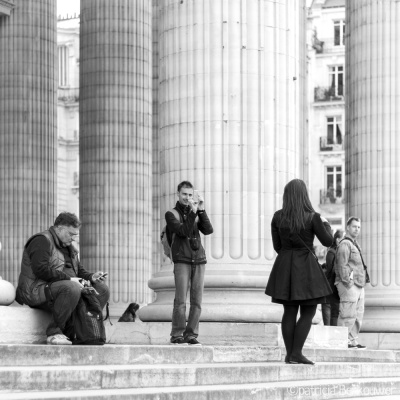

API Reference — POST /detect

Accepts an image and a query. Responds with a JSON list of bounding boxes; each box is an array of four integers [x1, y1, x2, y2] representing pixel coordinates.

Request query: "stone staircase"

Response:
[[0, 344, 399, 399]]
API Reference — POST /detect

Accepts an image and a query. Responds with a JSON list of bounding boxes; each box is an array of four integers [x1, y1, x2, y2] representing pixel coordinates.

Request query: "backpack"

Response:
[[65, 287, 106, 345], [160, 208, 181, 261], [324, 247, 339, 299]]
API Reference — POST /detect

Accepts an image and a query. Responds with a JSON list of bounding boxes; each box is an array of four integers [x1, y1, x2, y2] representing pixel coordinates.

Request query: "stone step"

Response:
[[1, 362, 400, 392], [0, 377, 398, 400], [1, 344, 399, 367]]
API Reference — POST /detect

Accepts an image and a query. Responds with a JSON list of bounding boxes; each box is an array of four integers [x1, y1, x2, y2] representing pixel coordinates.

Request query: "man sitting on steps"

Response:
[[15, 212, 109, 345]]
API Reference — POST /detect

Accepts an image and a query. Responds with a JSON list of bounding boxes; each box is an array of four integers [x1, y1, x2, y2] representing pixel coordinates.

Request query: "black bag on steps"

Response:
[[64, 287, 106, 345]]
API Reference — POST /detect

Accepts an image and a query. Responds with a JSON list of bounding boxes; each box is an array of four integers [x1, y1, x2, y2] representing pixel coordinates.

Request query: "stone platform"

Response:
[[0, 304, 347, 348]]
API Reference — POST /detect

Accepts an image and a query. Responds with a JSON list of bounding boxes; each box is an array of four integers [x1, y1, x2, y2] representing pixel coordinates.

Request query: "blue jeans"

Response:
[[171, 263, 205, 340]]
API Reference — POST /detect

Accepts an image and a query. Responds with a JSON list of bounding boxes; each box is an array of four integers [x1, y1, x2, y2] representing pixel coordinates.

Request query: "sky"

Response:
[[57, 0, 80, 18]]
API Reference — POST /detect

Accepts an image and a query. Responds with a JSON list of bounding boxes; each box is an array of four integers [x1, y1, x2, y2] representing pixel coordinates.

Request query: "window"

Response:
[[326, 166, 342, 199], [58, 46, 69, 87], [334, 20, 345, 46], [327, 116, 342, 145], [329, 66, 343, 96]]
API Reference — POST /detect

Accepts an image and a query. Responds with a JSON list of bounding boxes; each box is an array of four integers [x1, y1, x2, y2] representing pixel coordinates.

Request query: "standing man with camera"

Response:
[[16, 212, 109, 345], [335, 216, 369, 349], [166, 181, 213, 345]]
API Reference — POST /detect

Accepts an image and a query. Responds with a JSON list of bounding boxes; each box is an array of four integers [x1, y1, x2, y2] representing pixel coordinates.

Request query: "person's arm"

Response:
[[312, 213, 334, 247], [27, 236, 71, 282], [165, 209, 197, 237], [197, 210, 213, 235], [271, 213, 282, 254], [77, 262, 94, 282], [335, 242, 353, 287]]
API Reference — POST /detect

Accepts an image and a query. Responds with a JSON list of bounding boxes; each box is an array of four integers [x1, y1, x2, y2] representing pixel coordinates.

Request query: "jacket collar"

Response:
[[175, 201, 191, 215]]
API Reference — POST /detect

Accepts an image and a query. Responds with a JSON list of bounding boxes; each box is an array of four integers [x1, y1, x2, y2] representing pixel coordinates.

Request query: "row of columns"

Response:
[[0, 0, 399, 329]]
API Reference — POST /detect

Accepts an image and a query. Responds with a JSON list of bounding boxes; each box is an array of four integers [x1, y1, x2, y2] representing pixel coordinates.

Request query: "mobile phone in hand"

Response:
[[101, 272, 108, 278], [193, 190, 199, 203]]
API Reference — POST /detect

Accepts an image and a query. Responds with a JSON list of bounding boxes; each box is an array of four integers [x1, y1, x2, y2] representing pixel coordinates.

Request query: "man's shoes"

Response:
[[348, 343, 367, 349], [355, 344, 367, 349], [170, 336, 188, 345], [184, 337, 202, 346], [47, 334, 72, 345]]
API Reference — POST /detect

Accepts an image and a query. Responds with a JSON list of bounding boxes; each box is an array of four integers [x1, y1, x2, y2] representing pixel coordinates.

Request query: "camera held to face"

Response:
[[189, 237, 199, 251]]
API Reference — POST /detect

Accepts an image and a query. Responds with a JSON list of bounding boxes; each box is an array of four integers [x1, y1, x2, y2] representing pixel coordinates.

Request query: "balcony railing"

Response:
[[320, 137, 343, 151], [58, 87, 79, 103], [320, 189, 344, 205], [314, 86, 344, 102]]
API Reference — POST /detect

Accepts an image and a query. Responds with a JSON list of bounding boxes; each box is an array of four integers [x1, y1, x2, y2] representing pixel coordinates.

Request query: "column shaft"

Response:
[[79, 0, 152, 314], [140, 0, 306, 322], [0, 0, 57, 284], [346, 0, 400, 331]]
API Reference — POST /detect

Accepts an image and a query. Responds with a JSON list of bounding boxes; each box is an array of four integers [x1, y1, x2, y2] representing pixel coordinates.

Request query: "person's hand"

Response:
[[70, 277, 84, 288], [320, 216, 329, 223], [188, 198, 199, 213], [92, 271, 108, 283], [198, 195, 205, 211]]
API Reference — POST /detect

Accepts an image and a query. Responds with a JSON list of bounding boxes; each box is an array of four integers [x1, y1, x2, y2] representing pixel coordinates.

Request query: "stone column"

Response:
[[0, 0, 57, 285], [152, 0, 161, 282], [140, 0, 306, 322], [79, 0, 152, 315], [346, 0, 400, 331]]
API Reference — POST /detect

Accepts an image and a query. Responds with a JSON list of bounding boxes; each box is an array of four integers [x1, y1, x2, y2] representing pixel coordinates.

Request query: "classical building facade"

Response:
[[307, 0, 345, 246], [2, 0, 400, 332], [57, 16, 80, 219]]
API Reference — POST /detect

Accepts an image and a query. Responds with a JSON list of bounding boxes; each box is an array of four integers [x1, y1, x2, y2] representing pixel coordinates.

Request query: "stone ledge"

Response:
[[0, 305, 347, 348], [106, 320, 348, 348], [0, 305, 52, 344]]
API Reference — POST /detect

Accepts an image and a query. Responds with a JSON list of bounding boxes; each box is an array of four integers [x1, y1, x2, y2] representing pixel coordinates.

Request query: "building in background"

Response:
[[57, 15, 80, 217], [307, 0, 345, 247]]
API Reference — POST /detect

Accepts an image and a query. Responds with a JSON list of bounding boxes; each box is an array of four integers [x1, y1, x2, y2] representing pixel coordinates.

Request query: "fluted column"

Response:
[[0, 0, 57, 285], [79, 0, 152, 315], [346, 0, 400, 331], [140, 0, 306, 322], [152, 0, 161, 281]]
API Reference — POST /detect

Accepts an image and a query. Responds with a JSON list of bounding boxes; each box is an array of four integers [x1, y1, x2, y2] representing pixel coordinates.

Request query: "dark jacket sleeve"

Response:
[[197, 211, 213, 235], [27, 236, 71, 282], [77, 263, 94, 281], [312, 213, 333, 247], [271, 213, 282, 253], [166, 209, 197, 237]]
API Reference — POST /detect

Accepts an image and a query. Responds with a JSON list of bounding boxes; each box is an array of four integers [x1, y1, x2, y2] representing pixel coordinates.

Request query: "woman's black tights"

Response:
[[281, 304, 317, 358]]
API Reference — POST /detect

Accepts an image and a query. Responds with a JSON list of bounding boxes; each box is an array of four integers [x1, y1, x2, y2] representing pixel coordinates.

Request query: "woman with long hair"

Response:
[[322, 229, 345, 326], [265, 179, 333, 365]]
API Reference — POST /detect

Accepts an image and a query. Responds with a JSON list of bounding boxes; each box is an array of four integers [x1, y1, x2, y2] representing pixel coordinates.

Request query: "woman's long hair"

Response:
[[279, 179, 315, 232]]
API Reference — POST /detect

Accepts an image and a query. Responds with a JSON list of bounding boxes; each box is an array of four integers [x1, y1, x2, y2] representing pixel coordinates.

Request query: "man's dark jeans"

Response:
[[171, 263, 205, 340], [36, 280, 110, 336]]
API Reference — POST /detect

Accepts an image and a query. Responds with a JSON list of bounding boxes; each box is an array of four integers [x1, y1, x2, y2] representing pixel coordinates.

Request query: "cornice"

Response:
[[0, 0, 15, 17]]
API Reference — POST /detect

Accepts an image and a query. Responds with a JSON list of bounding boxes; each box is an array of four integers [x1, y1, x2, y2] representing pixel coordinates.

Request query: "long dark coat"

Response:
[[265, 211, 333, 305]]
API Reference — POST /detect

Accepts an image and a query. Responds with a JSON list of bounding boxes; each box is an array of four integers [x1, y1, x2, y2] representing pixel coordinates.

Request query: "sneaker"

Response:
[[355, 344, 367, 349], [185, 337, 202, 346], [47, 334, 72, 345], [348, 343, 358, 349], [170, 337, 188, 345]]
